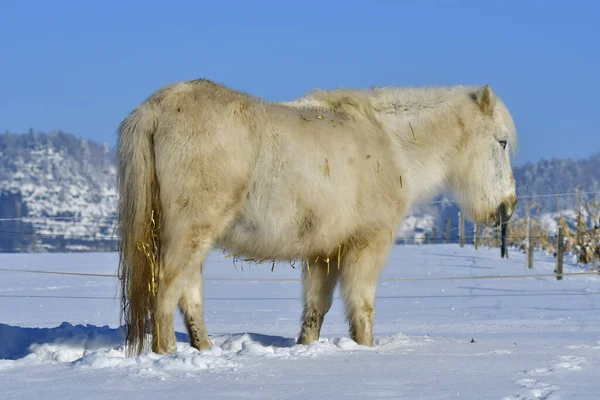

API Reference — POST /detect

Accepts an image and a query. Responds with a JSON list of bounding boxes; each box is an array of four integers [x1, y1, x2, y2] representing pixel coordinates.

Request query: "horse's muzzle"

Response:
[[489, 196, 517, 228]]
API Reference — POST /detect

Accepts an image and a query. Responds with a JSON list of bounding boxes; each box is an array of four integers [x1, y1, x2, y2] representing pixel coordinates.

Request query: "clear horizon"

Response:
[[2, 0, 598, 167]]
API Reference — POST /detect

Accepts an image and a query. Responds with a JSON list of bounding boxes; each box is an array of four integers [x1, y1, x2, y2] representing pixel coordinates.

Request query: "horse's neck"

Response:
[[374, 97, 461, 204], [284, 87, 464, 203]]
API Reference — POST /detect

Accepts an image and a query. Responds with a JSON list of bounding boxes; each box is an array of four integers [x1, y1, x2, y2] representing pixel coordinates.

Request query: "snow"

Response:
[[0, 245, 599, 399]]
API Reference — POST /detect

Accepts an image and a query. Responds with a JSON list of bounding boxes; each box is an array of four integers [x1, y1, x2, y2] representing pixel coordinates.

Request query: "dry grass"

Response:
[[496, 200, 600, 267], [574, 200, 600, 266]]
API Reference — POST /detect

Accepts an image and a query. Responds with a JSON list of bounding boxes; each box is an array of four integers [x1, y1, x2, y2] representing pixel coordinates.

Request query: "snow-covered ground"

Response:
[[1, 245, 598, 399]]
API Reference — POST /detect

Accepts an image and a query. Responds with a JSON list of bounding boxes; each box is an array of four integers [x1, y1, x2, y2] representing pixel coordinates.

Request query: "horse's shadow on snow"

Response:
[[0, 322, 295, 360], [0, 322, 126, 360]]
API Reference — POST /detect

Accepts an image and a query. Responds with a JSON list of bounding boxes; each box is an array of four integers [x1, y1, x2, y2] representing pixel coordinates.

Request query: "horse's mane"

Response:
[[283, 85, 476, 112], [280, 85, 517, 153]]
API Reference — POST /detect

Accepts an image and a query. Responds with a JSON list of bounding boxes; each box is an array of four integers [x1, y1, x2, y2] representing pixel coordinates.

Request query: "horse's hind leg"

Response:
[[178, 263, 211, 350], [154, 185, 246, 354], [338, 234, 391, 346], [153, 233, 213, 354], [297, 256, 339, 345]]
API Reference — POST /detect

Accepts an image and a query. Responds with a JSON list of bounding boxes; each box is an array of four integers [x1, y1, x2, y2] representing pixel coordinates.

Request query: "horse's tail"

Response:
[[117, 103, 161, 356]]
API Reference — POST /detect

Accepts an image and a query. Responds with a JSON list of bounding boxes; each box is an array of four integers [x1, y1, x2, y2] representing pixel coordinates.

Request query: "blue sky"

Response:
[[1, 0, 598, 166]]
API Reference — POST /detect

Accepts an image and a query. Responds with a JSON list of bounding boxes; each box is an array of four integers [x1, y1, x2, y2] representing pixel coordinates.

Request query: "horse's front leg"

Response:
[[297, 256, 339, 345], [338, 235, 391, 346]]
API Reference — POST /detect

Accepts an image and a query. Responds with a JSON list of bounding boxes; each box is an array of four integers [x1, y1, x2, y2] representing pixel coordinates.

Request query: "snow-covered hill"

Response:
[[0, 131, 117, 252]]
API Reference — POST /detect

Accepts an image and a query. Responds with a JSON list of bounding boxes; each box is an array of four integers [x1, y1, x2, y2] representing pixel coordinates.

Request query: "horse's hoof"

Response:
[[296, 335, 318, 345], [191, 339, 212, 351]]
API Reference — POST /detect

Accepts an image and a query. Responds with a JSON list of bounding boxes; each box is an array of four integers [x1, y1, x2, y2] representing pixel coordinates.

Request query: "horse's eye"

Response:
[[498, 140, 507, 149]]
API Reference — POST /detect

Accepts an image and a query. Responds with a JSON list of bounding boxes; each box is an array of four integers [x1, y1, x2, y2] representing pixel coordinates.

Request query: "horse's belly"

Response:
[[217, 129, 381, 258], [218, 218, 292, 260], [218, 198, 353, 260]]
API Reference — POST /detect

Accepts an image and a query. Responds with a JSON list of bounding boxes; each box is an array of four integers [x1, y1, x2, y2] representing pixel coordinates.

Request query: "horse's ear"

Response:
[[474, 85, 496, 115]]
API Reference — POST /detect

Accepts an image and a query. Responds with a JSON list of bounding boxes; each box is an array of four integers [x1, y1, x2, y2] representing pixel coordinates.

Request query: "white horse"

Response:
[[117, 79, 518, 355]]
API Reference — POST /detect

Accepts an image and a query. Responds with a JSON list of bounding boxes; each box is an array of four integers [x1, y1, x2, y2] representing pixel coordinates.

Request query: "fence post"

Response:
[[459, 211, 465, 248], [424, 232, 428, 245], [500, 222, 508, 258], [432, 227, 437, 244], [445, 218, 451, 244], [556, 226, 564, 280], [473, 223, 478, 250]]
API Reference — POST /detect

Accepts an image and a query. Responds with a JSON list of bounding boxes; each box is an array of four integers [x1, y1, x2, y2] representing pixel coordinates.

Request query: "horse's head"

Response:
[[448, 85, 518, 228]]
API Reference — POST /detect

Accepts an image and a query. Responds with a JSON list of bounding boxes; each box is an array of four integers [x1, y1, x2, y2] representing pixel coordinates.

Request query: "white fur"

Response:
[[117, 79, 518, 355]]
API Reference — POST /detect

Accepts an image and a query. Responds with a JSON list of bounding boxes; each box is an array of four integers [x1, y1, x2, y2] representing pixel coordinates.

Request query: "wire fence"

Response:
[[0, 189, 599, 257], [1, 190, 599, 223], [0, 266, 598, 303], [2, 290, 599, 301], [1, 266, 598, 281]]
